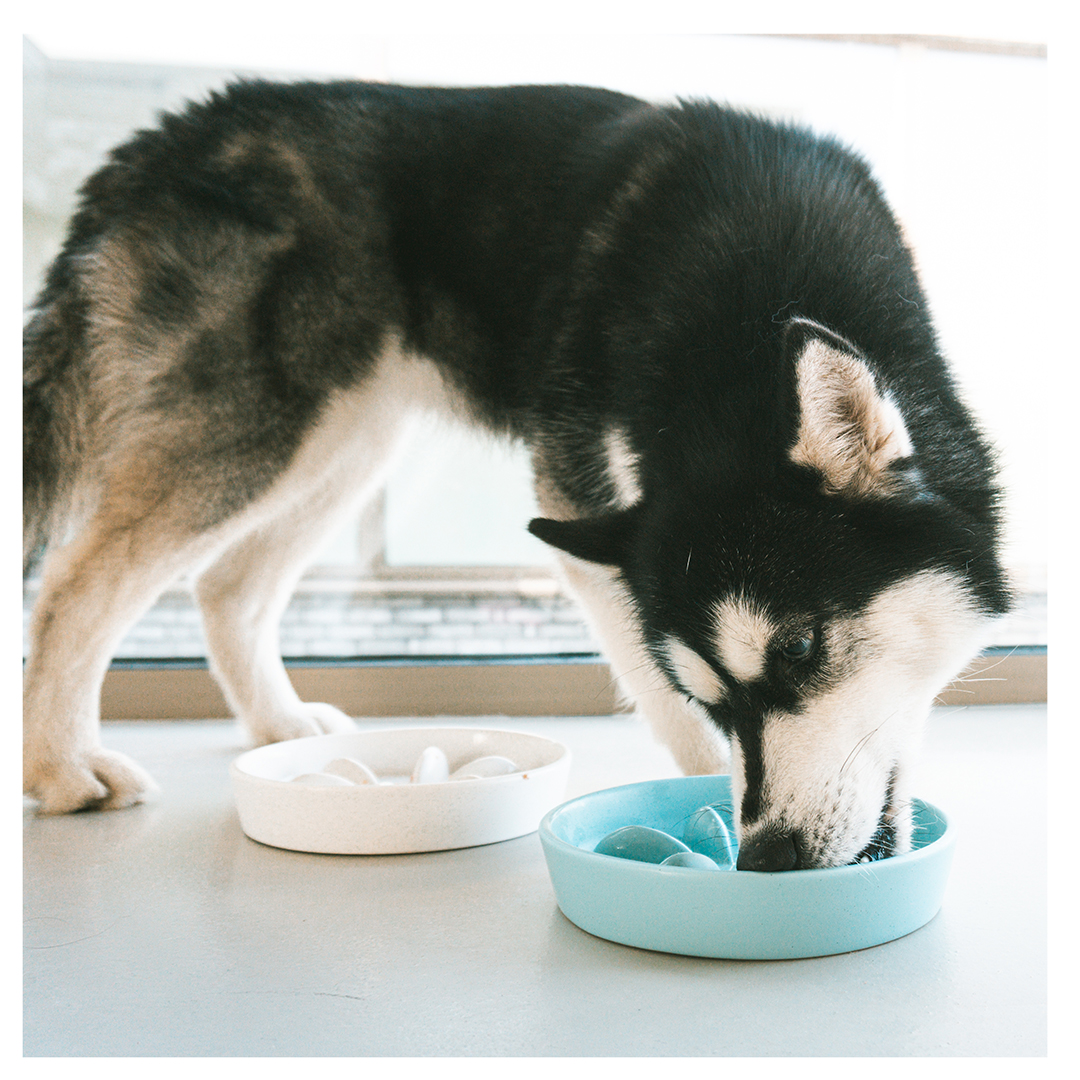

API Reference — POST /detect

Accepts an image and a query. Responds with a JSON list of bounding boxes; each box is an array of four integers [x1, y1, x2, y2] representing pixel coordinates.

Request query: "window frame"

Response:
[[97, 646, 1045, 721]]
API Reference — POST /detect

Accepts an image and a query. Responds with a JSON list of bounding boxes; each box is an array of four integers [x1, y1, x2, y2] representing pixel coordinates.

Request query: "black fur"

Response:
[[24, 82, 1010, 854], [27, 81, 1006, 563]]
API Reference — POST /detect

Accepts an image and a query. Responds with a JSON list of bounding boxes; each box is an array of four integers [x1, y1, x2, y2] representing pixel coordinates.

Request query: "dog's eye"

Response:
[[780, 632, 816, 663]]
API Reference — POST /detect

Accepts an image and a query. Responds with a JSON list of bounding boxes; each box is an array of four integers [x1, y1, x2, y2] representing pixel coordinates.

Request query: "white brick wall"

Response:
[[22, 580, 1044, 661], [22, 584, 602, 660]]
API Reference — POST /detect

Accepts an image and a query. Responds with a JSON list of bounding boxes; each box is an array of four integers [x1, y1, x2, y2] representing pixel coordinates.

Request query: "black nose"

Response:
[[736, 827, 800, 871]]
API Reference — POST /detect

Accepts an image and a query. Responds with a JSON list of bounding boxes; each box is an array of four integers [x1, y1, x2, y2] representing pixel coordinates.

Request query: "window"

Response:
[[22, 33, 1047, 711]]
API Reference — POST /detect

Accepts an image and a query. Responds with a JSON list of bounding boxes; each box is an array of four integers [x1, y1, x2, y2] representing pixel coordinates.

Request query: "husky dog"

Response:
[[24, 82, 1009, 868]]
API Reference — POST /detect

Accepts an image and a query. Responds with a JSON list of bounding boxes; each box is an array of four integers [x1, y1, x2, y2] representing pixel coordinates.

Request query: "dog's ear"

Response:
[[528, 508, 638, 568], [785, 319, 913, 497]]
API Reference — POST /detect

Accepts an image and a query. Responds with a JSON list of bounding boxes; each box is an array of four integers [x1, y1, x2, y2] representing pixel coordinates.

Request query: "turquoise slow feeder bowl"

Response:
[[539, 775, 955, 960]]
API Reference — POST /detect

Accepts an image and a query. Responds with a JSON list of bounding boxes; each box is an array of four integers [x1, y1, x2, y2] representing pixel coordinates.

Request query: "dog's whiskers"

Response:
[[839, 710, 898, 779]]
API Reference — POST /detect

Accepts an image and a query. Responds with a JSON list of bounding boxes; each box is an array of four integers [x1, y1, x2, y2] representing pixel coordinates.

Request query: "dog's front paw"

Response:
[[25, 747, 159, 815], [247, 703, 357, 746]]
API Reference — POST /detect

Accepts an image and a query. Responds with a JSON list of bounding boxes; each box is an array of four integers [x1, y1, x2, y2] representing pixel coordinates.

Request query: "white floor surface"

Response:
[[23, 705, 1046, 1057]]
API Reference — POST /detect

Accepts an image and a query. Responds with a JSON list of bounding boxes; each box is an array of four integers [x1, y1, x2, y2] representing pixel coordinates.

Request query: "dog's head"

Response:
[[530, 322, 1010, 870]]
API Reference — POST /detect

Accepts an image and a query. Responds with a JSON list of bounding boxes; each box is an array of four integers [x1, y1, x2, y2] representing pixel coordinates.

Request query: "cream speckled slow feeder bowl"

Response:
[[231, 727, 570, 854]]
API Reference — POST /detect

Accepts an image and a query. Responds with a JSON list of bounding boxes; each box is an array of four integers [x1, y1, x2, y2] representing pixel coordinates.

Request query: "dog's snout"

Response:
[[736, 826, 800, 872]]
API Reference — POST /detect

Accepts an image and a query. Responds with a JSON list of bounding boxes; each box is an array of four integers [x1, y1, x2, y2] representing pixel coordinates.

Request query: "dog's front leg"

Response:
[[195, 508, 359, 747], [554, 556, 730, 776]]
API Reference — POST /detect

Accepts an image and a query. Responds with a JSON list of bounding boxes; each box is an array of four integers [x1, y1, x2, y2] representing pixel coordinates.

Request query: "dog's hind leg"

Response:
[[23, 509, 226, 814]]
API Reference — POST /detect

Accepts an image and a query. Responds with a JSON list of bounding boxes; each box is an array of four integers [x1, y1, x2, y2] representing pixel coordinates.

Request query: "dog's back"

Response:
[[23, 82, 648, 570]]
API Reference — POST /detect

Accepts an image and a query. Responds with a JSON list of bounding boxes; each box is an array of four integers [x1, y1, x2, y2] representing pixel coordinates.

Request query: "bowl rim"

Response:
[[539, 775, 953, 880], [230, 725, 572, 789]]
